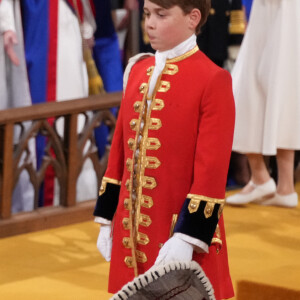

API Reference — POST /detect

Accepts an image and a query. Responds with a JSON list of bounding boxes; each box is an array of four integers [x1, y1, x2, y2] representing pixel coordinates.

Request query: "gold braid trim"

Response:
[[98, 177, 121, 196], [187, 194, 225, 218]]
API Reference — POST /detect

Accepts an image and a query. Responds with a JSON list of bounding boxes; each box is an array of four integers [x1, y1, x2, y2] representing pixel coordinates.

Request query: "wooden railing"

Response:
[[0, 92, 122, 238]]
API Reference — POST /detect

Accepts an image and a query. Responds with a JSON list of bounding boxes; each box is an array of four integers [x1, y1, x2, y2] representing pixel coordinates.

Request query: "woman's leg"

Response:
[[276, 149, 295, 195], [239, 153, 271, 194]]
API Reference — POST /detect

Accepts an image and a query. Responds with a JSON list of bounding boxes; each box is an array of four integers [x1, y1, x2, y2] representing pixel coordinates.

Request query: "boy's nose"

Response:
[[145, 17, 155, 29]]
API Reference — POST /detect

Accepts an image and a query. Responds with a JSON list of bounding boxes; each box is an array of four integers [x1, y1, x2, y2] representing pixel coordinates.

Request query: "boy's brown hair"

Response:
[[149, 0, 211, 34]]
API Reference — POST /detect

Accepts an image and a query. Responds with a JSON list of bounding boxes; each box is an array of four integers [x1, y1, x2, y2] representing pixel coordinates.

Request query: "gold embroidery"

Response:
[[187, 194, 225, 217], [98, 177, 121, 196], [152, 99, 165, 111], [166, 46, 199, 63], [126, 158, 133, 172], [146, 137, 161, 150], [145, 157, 161, 169], [137, 232, 150, 245], [211, 224, 222, 253], [163, 64, 179, 75], [122, 218, 130, 230], [136, 250, 147, 263], [124, 256, 134, 268], [125, 179, 131, 191], [139, 83, 148, 93], [139, 214, 152, 227], [128, 138, 135, 150], [124, 198, 131, 210], [141, 195, 153, 208], [142, 176, 157, 189], [158, 81, 170, 93], [133, 101, 143, 113], [211, 237, 222, 246], [149, 118, 162, 130], [169, 214, 178, 238], [147, 66, 154, 76], [130, 119, 139, 131], [123, 237, 132, 248]]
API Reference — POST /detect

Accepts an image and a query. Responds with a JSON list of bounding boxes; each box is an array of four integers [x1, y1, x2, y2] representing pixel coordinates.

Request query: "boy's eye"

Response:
[[144, 11, 150, 17]]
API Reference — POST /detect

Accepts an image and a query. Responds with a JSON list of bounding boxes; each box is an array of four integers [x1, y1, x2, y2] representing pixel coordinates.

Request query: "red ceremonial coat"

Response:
[[94, 47, 235, 300]]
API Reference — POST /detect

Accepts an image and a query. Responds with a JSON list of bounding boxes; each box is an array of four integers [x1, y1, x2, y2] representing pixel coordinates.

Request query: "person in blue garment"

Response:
[[242, 0, 253, 21], [91, 0, 124, 158]]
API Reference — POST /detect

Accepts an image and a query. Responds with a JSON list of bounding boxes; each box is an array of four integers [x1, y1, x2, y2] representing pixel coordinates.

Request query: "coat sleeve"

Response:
[[174, 69, 235, 246], [93, 100, 125, 220]]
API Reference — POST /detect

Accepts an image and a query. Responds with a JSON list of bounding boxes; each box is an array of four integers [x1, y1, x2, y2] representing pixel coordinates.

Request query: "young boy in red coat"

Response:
[[94, 0, 235, 299]]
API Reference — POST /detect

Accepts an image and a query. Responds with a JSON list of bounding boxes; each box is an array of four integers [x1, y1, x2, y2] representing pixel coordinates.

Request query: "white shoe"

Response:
[[226, 178, 276, 205], [260, 192, 298, 208]]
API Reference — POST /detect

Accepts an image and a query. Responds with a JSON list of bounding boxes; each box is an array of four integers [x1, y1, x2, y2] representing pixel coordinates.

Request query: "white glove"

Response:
[[154, 236, 193, 266], [97, 225, 112, 262]]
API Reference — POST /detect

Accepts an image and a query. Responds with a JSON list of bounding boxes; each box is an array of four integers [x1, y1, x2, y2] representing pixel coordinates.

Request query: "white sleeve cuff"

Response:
[[0, 0, 16, 33], [173, 232, 209, 254], [94, 217, 112, 225]]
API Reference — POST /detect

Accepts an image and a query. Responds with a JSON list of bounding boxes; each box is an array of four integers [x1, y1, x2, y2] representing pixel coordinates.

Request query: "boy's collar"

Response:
[[155, 34, 197, 61]]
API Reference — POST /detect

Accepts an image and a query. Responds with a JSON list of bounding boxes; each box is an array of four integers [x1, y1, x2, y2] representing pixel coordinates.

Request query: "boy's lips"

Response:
[[147, 34, 155, 40]]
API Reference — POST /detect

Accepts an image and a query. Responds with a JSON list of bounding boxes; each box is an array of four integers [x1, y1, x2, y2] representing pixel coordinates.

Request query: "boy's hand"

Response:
[[154, 236, 193, 266], [97, 225, 112, 261], [3, 30, 19, 66]]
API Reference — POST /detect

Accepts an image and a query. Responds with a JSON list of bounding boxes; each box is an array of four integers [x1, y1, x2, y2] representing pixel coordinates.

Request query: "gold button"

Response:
[[190, 203, 197, 209], [130, 121, 136, 129], [134, 103, 140, 109]]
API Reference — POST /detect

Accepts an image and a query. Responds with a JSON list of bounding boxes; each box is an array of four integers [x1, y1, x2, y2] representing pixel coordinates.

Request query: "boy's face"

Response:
[[143, 0, 196, 52]]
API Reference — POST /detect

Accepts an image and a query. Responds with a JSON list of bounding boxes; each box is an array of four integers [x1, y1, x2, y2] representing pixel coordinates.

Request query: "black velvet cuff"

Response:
[[174, 198, 221, 246], [93, 183, 120, 221]]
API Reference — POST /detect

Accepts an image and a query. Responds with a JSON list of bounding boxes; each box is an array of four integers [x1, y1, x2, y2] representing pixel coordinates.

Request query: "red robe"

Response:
[[94, 47, 235, 300]]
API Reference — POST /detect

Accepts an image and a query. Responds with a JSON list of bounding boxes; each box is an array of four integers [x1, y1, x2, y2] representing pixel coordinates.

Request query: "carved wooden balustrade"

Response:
[[0, 92, 121, 238]]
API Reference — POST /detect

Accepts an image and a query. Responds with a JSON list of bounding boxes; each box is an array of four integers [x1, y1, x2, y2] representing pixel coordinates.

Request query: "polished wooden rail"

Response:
[[0, 92, 122, 238]]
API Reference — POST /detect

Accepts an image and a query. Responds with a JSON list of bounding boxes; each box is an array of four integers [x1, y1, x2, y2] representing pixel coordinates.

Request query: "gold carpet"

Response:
[[0, 185, 299, 300]]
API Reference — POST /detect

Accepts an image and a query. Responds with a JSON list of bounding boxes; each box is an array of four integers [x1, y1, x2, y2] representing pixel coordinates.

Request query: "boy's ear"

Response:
[[189, 8, 201, 30]]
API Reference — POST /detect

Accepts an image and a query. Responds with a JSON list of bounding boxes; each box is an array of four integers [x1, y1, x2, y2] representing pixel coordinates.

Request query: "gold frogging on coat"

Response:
[[130, 119, 139, 131], [128, 138, 135, 150], [123, 237, 132, 248], [187, 194, 225, 218], [139, 214, 152, 227], [133, 101, 143, 113], [141, 195, 153, 208], [137, 232, 150, 245], [122, 218, 130, 230], [124, 256, 134, 268], [139, 83, 148, 93], [147, 66, 154, 76], [145, 137, 161, 150], [145, 156, 161, 169], [136, 250, 147, 263], [125, 179, 131, 191], [163, 64, 178, 75], [158, 81, 170, 93], [124, 198, 131, 210], [152, 99, 165, 111], [142, 176, 157, 189], [149, 118, 162, 130], [126, 158, 133, 172]]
